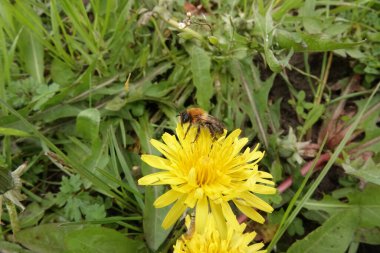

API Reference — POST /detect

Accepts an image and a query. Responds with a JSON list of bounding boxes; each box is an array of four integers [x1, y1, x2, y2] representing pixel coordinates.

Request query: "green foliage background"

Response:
[[0, 0, 379, 252]]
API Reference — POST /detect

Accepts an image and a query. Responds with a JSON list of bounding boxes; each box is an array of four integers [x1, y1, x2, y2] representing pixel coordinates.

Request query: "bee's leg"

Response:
[[184, 123, 192, 139], [208, 124, 216, 140], [193, 125, 201, 143]]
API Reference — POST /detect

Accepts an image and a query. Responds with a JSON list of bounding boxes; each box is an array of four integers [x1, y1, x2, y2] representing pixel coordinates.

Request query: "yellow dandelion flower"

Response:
[[173, 214, 266, 253], [138, 124, 276, 231]]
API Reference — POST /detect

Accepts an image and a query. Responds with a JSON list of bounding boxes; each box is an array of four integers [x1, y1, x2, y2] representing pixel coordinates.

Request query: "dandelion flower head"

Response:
[[138, 123, 276, 231], [173, 214, 266, 253]]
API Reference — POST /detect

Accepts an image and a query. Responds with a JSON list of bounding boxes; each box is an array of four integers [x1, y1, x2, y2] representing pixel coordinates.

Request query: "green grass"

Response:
[[0, 0, 380, 252]]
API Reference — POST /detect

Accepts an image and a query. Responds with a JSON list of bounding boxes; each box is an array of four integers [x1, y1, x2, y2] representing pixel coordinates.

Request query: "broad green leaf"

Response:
[[65, 226, 147, 253], [0, 127, 30, 137], [16, 224, 86, 253], [190, 46, 213, 110], [76, 108, 101, 142], [287, 209, 358, 253], [348, 184, 380, 228], [276, 30, 363, 52], [304, 184, 380, 229]]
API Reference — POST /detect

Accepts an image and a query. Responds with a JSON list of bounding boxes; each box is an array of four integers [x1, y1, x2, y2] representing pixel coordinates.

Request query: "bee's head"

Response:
[[179, 110, 191, 125]]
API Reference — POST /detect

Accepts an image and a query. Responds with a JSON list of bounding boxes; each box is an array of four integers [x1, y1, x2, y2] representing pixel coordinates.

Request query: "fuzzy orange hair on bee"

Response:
[[178, 107, 225, 142]]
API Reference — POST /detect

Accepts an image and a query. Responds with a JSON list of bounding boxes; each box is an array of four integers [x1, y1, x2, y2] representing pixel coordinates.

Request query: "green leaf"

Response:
[[272, 0, 303, 21], [36, 105, 82, 123], [143, 185, 172, 251], [19, 202, 45, 228], [208, 35, 219, 45], [0, 127, 30, 137], [300, 104, 325, 137], [276, 30, 363, 52], [105, 96, 127, 111], [264, 47, 282, 73], [51, 58, 76, 86], [353, 95, 380, 154], [76, 108, 101, 142], [287, 209, 358, 253], [303, 17, 323, 34], [0, 240, 33, 253], [16, 224, 86, 253], [65, 226, 147, 253], [32, 83, 60, 110], [129, 115, 172, 250], [343, 158, 380, 185], [354, 227, 380, 244], [18, 27, 44, 83], [82, 203, 106, 221], [190, 46, 213, 110], [304, 184, 380, 229], [348, 184, 380, 228], [287, 217, 305, 236]]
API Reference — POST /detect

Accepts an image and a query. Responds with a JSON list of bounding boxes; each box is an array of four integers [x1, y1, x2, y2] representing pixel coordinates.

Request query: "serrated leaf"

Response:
[[287, 209, 358, 253], [64, 226, 146, 253], [190, 46, 213, 110], [76, 108, 101, 142]]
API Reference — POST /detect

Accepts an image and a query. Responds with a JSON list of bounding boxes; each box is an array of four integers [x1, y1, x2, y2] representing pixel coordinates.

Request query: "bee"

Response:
[[178, 107, 225, 142]]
